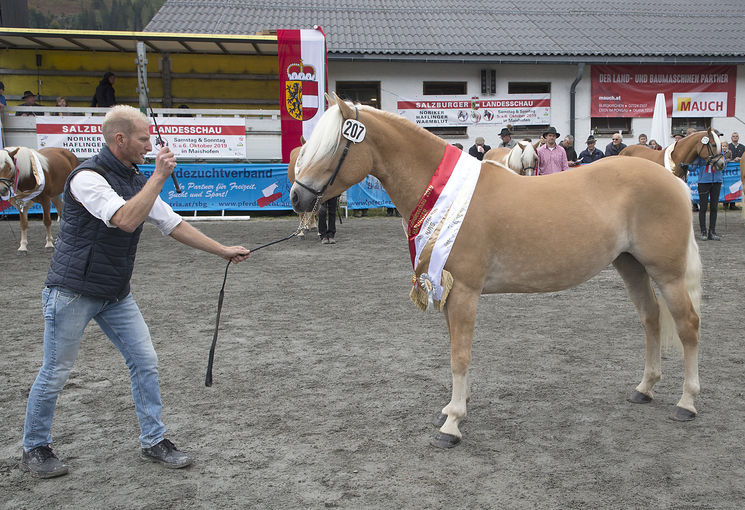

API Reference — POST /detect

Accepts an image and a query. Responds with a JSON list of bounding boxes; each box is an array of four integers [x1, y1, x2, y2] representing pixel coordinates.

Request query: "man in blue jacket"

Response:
[[21, 105, 250, 478]]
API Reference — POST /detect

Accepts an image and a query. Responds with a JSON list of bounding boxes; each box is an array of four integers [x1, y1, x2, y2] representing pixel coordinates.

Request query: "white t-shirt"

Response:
[[69, 170, 182, 236]]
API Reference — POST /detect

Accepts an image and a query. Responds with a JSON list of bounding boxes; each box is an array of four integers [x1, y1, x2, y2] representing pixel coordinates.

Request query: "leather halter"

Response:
[[294, 107, 359, 198], [0, 154, 20, 197], [700, 136, 724, 167]]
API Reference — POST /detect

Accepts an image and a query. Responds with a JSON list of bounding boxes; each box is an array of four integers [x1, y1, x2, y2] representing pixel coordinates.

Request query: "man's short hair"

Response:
[[102, 105, 149, 144]]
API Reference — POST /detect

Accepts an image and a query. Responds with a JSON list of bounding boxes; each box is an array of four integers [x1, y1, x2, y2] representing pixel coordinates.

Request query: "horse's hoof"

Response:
[[16, 251, 28, 257], [433, 413, 447, 427], [430, 432, 461, 449], [628, 390, 653, 404], [670, 406, 697, 421]]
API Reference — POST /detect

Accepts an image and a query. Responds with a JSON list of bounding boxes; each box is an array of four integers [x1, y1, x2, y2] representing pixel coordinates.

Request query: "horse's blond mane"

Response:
[[3, 146, 48, 180], [295, 101, 441, 177]]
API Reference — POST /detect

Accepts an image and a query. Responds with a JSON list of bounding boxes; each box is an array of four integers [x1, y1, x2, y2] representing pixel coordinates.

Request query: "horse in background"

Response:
[[620, 128, 725, 179], [0, 147, 78, 254], [287, 144, 317, 237], [483, 141, 538, 176], [291, 93, 702, 448]]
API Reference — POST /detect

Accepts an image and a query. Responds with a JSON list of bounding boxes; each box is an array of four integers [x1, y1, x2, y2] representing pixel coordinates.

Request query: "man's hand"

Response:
[[222, 246, 250, 264], [153, 146, 177, 182]]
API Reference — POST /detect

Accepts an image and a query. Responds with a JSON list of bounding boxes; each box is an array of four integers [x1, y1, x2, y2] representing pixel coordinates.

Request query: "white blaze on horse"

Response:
[[0, 147, 78, 254], [287, 144, 317, 236], [620, 129, 725, 179], [291, 93, 702, 448], [483, 141, 538, 176]]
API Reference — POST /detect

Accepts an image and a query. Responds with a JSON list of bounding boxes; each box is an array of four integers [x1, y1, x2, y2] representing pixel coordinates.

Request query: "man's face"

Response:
[[587, 141, 596, 150], [732, 133, 739, 144], [120, 119, 152, 166], [639, 135, 647, 145], [545, 133, 557, 145], [23, 95, 35, 105], [501, 134, 510, 142], [612, 135, 622, 146]]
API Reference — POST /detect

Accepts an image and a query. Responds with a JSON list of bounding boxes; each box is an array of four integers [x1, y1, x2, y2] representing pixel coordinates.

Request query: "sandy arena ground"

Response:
[[1, 211, 744, 509]]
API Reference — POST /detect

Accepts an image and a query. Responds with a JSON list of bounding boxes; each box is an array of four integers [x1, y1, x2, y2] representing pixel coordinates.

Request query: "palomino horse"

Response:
[[291, 93, 702, 448], [287, 144, 317, 237], [620, 129, 725, 179], [0, 147, 78, 254], [483, 141, 538, 176]]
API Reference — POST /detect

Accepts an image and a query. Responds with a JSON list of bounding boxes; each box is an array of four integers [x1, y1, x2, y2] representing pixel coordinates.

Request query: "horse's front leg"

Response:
[[432, 286, 479, 448], [17, 204, 29, 254], [40, 198, 55, 249]]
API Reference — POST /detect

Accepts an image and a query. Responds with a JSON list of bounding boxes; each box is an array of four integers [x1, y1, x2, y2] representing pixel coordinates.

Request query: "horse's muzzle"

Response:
[[290, 183, 317, 213]]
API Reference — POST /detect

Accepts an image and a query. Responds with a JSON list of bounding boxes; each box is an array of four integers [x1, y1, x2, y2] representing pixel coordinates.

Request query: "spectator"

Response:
[[694, 155, 723, 241], [176, 104, 193, 118], [728, 132, 745, 162], [605, 133, 627, 156], [53, 96, 68, 115], [0, 81, 6, 113], [468, 136, 491, 161], [673, 131, 685, 142], [637, 134, 648, 146], [16, 91, 41, 116], [318, 196, 339, 244], [20, 105, 250, 478], [560, 135, 579, 166], [498, 127, 516, 148], [578, 135, 604, 163], [536, 126, 568, 175], [649, 139, 662, 151], [91, 72, 116, 107]]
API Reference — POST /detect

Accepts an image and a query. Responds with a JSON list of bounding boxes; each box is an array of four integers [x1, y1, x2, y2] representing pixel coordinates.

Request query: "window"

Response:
[[591, 117, 632, 135], [672, 117, 709, 136], [336, 82, 380, 108], [423, 81, 468, 137]]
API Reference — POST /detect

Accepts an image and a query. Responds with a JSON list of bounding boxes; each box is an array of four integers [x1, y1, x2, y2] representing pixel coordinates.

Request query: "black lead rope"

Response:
[[205, 230, 299, 387]]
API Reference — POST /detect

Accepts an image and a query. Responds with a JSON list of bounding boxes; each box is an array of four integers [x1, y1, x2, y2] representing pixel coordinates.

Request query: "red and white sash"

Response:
[[407, 144, 481, 310]]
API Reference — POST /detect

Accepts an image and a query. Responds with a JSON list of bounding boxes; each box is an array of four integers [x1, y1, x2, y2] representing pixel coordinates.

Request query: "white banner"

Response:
[[36, 116, 247, 159], [672, 92, 728, 118], [397, 95, 551, 127]]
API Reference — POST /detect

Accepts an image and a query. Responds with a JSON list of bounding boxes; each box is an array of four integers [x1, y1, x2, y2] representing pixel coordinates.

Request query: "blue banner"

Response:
[[688, 162, 743, 203], [346, 175, 394, 210]]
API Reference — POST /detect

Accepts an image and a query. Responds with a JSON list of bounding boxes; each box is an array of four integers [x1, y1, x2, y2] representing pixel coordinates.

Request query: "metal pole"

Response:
[[136, 42, 148, 112]]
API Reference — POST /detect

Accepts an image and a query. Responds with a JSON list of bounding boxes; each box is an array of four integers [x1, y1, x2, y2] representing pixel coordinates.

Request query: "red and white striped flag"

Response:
[[278, 27, 327, 163]]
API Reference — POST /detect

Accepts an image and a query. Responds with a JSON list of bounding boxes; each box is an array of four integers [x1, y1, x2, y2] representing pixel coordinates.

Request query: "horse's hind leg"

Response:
[[432, 286, 479, 448], [612, 253, 663, 403], [40, 198, 55, 249]]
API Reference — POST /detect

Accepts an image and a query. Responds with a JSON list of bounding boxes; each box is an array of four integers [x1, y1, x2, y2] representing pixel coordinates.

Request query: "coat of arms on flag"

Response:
[[285, 60, 319, 121]]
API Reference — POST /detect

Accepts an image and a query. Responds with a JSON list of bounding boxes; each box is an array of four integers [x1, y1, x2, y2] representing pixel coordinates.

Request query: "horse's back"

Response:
[[483, 147, 508, 162], [619, 145, 664, 164], [38, 147, 78, 172]]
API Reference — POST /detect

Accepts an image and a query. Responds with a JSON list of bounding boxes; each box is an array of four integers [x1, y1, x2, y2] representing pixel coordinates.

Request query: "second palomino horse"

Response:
[[483, 141, 538, 176], [620, 129, 725, 179], [0, 147, 78, 254], [291, 93, 702, 448]]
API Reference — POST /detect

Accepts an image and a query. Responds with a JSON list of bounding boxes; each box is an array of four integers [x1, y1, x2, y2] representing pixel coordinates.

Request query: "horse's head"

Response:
[[689, 128, 726, 171], [290, 93, 374, 212], [517, 141, 538, 176], [0, 147, 20, 198]]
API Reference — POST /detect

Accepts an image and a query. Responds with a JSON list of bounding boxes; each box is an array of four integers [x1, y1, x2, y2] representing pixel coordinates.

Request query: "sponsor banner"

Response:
[[346, 175, 394, 210], [688, 163, 742, 203], [397, 95, 550, 127], [36, 116, 246, 159], [591, 65, 736, 117], [278, 27, 327, 163]]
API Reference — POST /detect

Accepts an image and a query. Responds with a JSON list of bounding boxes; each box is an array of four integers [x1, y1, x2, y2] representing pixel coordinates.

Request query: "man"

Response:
[[727, 132, 744, 209], [21, 105, 250, 478], [16, 90, 40, 116], [560, 135, 579, 166], [604, 133, 627, 156], [468, 136, 491, 161], [536, 126, 568, 175], [578, 135, 604, 164], [0, 81, 6, 113], [497, 127, 516, 148], [637, 134, 648, 146]]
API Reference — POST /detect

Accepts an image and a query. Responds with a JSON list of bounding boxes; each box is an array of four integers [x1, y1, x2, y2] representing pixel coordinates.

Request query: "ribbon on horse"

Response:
[[5, 151, 45, 210], [407, 144, 482, 311]]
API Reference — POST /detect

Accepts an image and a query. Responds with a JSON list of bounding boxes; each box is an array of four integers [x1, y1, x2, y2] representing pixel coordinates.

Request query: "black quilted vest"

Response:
[[45, 146, 149, 300]]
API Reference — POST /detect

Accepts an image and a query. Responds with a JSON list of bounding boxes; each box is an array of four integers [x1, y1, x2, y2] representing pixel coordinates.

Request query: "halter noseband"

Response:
[[701, 135, 724, 167], [0, 154, 20, 197], [294, 107, 359, 198]]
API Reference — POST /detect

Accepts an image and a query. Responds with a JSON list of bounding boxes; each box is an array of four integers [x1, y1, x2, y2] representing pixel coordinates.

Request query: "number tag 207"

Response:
[[342, 119, 366, 143]]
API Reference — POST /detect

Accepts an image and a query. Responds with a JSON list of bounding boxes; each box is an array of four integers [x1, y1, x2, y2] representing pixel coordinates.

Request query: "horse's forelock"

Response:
[[295, 105, 344, 177], [507, 144, 523, 170], [521, 142, 538, 167]]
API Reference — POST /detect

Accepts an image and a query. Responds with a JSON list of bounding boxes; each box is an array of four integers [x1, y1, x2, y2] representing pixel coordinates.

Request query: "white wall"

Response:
[[330, 60, 745, 152]]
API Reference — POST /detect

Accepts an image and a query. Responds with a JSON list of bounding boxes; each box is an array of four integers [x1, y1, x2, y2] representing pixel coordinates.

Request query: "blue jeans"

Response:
[[23, 286, 166, 450]]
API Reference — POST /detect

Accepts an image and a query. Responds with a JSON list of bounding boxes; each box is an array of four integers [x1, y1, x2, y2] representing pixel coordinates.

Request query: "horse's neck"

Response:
[[670, 138, 701, 165], [367, 115, 446, 219]]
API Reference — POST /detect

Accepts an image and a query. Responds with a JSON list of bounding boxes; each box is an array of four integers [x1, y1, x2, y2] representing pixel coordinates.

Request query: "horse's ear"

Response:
[[7, 147, 19, 158], [333, 92, 356, 120], [299, 135, 306, 145], [533, 141, 540, 150]]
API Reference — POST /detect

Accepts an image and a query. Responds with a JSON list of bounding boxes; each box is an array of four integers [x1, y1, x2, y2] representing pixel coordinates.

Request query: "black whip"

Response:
[[136, 64, 182, 194], [204, 231, 299, 387]]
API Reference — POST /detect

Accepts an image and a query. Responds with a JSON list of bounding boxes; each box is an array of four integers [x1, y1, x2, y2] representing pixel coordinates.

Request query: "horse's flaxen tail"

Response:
[[658, 227, 703, 350]]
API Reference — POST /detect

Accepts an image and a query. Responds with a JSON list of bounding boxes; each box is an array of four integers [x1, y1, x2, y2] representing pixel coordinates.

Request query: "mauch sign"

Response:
[[397, 95, 551, 127], [36, 117, 246, 159], [591, 65, 736, 117]]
